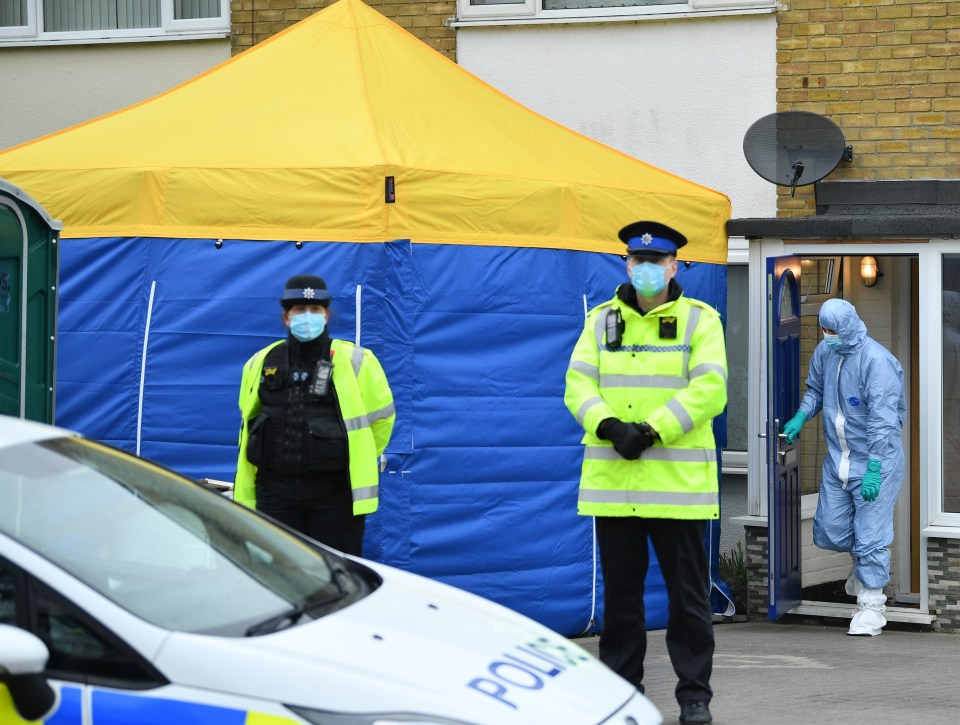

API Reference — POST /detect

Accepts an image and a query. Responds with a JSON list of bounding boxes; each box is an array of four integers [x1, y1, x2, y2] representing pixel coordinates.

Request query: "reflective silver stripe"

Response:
[[593, 312, 607, 347], [584, 446, 621, 460], [570, 359, 600, 381], [600, 374, 687, 390], [681, 305, 702, 377], [351, 346, 365, 377], [343, 414, 370, 432], [584, 446, 716, 463], [645, 447, 716, 463], [690, 363, 727, 381], [352, 484, 378, 502], [577, 397, 606, 426], [367, 402, 395, 424], [666, 398, 695, 434], [579, 489, 719, 506]]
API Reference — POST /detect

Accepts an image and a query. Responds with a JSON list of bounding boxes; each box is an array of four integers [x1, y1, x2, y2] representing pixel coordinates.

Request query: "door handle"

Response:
[[773, 417, 785, 462], [776, 433, 791, 463]]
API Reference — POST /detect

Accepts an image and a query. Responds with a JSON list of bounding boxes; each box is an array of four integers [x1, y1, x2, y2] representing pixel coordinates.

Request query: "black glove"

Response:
[[598, 418, 647, 460], [632, 422, 657, 451]]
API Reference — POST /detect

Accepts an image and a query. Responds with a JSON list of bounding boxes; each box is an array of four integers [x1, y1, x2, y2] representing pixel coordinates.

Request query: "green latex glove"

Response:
[[861, 458, 882, 502], [783, 411, 807, 444]]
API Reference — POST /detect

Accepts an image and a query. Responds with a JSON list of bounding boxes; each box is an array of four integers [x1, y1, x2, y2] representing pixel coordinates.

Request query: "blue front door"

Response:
[[766, 255, 802, 619]]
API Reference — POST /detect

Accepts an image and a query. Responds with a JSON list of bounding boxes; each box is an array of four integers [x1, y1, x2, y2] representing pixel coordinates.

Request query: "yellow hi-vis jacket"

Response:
[[564, 289, 727, 520], [234, 338, 395, 515]]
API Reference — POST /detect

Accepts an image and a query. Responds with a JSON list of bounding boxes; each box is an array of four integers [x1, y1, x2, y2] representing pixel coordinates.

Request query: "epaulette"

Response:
[[686, 297, 722, 318]]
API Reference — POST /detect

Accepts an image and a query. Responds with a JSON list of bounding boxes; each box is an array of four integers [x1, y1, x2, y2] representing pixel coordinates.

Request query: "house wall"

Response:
[[719, 473, 747, 556], [737, 1, 960, 624], [455, 15, 778, 220], [929, 538, 960, 633], [0, 40, 230, 151], [231, 0, 457, 59], [776, 0, 960, 217]]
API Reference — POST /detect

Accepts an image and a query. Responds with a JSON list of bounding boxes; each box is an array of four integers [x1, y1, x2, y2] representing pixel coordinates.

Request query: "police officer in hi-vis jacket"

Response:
[[235, 274, 394, 556], [564, 222, 727, 725]]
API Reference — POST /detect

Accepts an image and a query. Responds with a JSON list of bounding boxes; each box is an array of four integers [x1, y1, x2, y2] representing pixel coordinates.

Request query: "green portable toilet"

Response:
[[0, 178, 60, 423]]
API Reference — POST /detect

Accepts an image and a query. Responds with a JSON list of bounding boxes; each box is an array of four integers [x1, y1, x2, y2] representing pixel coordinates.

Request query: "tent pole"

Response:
[[354, 284, 362, 345], [136, 280, 157, 457]]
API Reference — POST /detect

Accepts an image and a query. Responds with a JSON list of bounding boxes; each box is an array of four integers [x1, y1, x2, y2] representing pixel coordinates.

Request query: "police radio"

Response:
[[605, 308, 624, 348], [308, 359, 333, 399]]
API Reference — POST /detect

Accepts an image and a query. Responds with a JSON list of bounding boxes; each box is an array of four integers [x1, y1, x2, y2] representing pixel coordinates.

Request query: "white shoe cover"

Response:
[[848, 588, 886, 636]]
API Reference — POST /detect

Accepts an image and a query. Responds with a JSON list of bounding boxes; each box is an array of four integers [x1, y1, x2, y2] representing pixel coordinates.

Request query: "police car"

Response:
[[0, 415, 661, 725]]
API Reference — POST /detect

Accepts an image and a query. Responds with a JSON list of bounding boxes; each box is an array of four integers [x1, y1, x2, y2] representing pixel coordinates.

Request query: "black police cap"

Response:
[[618, 221, 688, 257], [280, 274, 331, 308]]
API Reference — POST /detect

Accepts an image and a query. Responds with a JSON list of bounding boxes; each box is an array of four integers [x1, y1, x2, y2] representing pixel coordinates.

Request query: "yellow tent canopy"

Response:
[[0, 0, 730, 262]]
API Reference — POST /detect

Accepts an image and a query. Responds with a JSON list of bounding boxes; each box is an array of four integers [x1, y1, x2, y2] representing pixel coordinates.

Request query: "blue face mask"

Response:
[[823, 333, 842, 349], [631, 261, 669, 298], [289, 311, 326, 342]]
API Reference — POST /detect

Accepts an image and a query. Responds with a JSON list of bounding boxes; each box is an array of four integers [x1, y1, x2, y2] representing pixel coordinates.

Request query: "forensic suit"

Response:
[[790, 298, 905, 635]]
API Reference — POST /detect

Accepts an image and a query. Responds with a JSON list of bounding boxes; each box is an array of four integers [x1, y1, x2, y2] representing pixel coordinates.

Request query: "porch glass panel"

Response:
[[942, 255, 960, 513]]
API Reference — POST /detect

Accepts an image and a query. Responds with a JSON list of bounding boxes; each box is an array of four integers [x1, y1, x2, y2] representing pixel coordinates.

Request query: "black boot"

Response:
[[679, 700, 712, 724]]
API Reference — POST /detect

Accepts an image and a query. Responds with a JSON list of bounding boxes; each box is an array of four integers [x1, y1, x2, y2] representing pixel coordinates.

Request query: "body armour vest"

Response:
[[245, 338, 348, 478]]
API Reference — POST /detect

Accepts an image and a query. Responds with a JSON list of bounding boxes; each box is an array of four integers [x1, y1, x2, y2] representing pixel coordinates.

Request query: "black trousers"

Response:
[[256, 480, 365, 556], [596, 516, 714, 705]]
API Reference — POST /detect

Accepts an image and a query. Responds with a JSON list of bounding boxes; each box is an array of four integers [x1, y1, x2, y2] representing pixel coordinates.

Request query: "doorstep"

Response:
[[790, 599, 935, 625]]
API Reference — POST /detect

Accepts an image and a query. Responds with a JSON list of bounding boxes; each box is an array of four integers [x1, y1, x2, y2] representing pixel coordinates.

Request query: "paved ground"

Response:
[[574, 618, 960, 725]]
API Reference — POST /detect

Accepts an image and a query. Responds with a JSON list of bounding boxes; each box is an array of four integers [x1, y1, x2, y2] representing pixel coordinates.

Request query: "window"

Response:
[[0, 0, 228, 43], [725, 264, 748, 455], [0, 435, 373, 637], [942, 255, 960, 515], [0, 557, 163, 685], [0, 562, 17, 626], [799, 256, 841, 316], [456, 0, 774, 24]]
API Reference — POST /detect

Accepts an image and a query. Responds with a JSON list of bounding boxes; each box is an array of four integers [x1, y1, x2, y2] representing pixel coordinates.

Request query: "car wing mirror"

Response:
[[0, 624, 59, 721]]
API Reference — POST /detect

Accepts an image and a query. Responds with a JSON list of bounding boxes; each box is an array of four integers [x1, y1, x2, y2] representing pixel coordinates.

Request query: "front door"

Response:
[[766, 255, 802, 619]]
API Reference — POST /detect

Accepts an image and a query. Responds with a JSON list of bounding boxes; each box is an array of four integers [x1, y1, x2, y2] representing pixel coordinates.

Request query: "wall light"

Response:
[[860, 255, 880, 287]]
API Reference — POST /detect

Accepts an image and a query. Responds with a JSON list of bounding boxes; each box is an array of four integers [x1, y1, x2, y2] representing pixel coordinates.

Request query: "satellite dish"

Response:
[[743, 111, 850, 196]]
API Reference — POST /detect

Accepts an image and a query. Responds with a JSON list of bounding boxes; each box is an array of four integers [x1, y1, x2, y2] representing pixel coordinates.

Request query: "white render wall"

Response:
[[456, 14, 779, 220], [0, 39, 230, 151]]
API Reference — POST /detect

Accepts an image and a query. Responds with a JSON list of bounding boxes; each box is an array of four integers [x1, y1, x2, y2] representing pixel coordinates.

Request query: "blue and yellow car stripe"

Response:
[[1, 682, 81, 725], [2, 684, 301, 724]]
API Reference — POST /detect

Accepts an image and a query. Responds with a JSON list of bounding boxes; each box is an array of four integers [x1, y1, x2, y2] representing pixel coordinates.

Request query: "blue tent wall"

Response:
[[56, 236, 727, 635]]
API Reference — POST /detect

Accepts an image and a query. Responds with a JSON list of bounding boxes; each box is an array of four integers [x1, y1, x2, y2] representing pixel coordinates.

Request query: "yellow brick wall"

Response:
[[231, 0, 457, 60], [776, 0, 960, 216]]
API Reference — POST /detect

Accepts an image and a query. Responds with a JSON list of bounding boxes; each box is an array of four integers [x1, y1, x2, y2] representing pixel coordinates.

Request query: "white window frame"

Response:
[[455, 0, 775, 24], [928, 242, 960, 530], [723, 237, 750, 475], [0, 0, 229, 45], [0, 0, 36, 38], [461, 0, 536, 19]]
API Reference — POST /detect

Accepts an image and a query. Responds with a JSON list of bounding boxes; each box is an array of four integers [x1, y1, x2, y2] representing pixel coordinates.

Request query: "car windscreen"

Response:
[[0, 436, 364, 635]]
